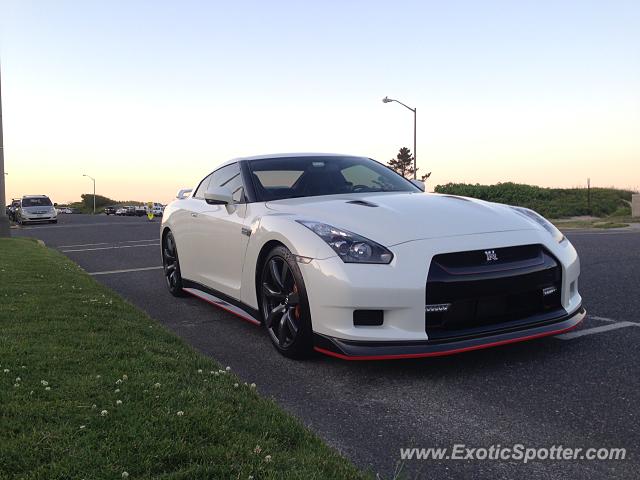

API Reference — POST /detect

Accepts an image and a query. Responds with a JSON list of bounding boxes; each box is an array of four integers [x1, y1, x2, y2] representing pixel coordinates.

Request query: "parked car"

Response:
[[115, 207, 127, 216], [16, 195, 58, 225], [7, 199, 20, 221], [134, 206, 147, 216], [122, 206, 137, 216], [104, 206, 117, 215], [161, 153, 584, 360], [56, 207, 73, 214], [149, 202, 165, 217]]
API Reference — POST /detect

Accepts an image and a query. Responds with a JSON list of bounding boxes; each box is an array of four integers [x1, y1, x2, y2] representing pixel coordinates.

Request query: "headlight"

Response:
[[511, 207, 565, 243], [297, 220, 394, 264]]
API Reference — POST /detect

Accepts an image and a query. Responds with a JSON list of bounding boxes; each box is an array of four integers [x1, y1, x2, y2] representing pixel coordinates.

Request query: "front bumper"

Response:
[[21, 216, 56, 223], [313, 305, 585, 360]]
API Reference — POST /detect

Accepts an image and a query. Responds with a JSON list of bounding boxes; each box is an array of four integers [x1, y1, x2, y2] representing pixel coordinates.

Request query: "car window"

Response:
[[207, 163, 244, 202], [193, 173, 213, 199], [248, 156, 419, 201], [22, 197, 52, 207]]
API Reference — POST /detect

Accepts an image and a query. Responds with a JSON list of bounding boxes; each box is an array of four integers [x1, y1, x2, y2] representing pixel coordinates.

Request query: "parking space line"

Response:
[[62, 243, 159, 253], [58, 238, 159, 248], [555, 321, 639, 340], [57, 242, 111, 248], [89, 266, 163, 276], [588, 315, 617, 323]]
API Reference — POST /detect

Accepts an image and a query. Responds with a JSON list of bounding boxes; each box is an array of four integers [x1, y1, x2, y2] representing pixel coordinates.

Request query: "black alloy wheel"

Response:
[[260, 246, 313, 358], [162, 230, 185, 297]]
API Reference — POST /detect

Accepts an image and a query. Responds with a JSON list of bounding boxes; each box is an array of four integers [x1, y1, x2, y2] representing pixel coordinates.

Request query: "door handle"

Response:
[[191, 212, 198, 218]]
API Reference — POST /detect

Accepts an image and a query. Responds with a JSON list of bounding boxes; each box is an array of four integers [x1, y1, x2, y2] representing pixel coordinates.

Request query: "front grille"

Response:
[[426, 244, 563, 341]]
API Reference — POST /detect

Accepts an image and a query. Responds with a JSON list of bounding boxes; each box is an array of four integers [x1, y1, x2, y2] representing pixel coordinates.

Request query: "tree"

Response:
[[388, 147, 432, 182]]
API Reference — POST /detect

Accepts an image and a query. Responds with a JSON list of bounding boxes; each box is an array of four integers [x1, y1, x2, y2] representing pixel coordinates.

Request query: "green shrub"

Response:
[[434, 182, 635, 218]]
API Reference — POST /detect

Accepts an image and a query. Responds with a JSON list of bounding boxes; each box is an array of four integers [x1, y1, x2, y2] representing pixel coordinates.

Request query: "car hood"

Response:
[[265, 192, 539, 246]]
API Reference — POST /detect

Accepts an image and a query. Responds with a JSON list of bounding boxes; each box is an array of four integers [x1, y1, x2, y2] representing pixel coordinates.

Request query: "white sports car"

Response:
[[161, 154, 585, 360]]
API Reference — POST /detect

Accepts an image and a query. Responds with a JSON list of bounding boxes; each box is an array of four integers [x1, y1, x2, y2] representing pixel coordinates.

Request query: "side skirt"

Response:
[[182, 279, 261, 326]]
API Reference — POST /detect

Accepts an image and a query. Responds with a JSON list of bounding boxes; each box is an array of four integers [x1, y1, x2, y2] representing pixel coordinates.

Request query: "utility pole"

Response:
[[587, 178, 591, 215], [0, 64, 11, 237], [382, 96, 418, 179]]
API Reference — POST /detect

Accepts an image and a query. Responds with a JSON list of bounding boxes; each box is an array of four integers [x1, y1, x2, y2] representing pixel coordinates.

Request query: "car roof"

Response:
[[22, 195, 51, 199], [217, 152, 368, 169]]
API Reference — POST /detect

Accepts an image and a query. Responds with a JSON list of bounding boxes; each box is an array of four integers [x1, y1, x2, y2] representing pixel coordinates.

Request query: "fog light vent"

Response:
[[353, 310, 384, 326]]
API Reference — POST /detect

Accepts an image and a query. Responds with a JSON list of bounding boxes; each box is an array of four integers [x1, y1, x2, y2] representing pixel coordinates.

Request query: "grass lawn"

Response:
[[552, 218, 635, 229], [0, 238, 365, 480]]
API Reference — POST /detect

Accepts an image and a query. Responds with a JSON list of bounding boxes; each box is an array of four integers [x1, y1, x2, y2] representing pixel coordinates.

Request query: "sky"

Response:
[[1, 0, 639, 204]]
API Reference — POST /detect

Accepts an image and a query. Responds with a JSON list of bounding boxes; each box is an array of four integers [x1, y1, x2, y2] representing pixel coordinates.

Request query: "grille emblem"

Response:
[[484, 250, 498, 262], [425, 303, 451, 313]]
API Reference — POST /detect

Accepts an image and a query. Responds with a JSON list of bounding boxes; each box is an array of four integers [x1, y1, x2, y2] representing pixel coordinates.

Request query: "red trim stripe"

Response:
[[314, 319, 583, 361], [185, 289, 261, 326]]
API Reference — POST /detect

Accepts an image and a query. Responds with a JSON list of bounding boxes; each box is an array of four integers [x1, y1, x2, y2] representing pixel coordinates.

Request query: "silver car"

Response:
[[17, 195, 58, 224]]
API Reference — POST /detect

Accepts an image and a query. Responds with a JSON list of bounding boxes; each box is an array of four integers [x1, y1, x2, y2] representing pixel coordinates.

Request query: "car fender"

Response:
[[240, 213, 337, 309]]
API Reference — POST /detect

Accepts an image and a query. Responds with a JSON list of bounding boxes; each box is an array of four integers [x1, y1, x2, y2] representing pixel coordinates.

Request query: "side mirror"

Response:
[[204, 186, 234, 205], [176, 188, 193, 199], [410, 179, 425, 192]]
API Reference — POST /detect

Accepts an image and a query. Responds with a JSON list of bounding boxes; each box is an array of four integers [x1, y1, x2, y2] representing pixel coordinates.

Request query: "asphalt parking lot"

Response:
[[14, 214, 640, 479]]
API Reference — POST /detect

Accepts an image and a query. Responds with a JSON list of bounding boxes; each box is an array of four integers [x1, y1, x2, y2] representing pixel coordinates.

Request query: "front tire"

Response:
[[260, 246, 313, 358], [162, 230, 185, 297]]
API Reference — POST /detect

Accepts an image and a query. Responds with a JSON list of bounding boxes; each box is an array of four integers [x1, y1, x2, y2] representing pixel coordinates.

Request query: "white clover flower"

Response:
[[14, 383, 20, 388], [3, 369, 9, 373], [96, 375, 101, 379], [21, 365, 26, 369], [115, 389, 120, 393], [250, 383, 256, 389], [264, 455, 272, 463], [253, 445, 262, 454], [234, 383, 239, 388], [153, 382, 161, 388], [80, 425, 86, 429], [29, 391, 34, 395], [100, 410, 108, 416], [116, 400, 122, 405], [225, 366, 231, 372], [122, 472, 129, 478], [15, 377, 21, 382], [210, 371, 215, 375], [115, 379, 122, 385], [176, 411, 184, 416], [92, 404, 97, 409], [45, 386, 51, 391], [197, 369, 203, 374], [214, 372, 220, 376], [40, 380, 48, 386], [122, 374, 128, 381]]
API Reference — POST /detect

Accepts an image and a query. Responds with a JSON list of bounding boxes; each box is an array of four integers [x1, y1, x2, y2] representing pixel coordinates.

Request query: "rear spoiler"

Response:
[[176, 188, 193, 200]]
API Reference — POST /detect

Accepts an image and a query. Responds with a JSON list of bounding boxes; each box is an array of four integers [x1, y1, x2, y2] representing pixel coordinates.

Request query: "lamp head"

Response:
[[382, 96, 392, 103]]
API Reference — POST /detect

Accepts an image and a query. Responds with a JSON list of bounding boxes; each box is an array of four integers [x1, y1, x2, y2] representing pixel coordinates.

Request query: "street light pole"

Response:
[[0, 64, 10, 237], [83, 174, 96, 214], [382, 96, 417, 180]]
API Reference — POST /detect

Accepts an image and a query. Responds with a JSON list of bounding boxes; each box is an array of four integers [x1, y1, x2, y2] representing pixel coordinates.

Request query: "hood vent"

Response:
[[346, 200, 378, 207]]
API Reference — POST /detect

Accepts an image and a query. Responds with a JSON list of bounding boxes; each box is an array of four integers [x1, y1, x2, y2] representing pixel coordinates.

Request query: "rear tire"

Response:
[[162, 230, 185, 297], [260, 246, 313, 358]]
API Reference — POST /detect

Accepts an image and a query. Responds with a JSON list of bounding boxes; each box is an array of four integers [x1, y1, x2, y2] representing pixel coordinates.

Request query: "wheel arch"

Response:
[[254, 239, 288, 311]]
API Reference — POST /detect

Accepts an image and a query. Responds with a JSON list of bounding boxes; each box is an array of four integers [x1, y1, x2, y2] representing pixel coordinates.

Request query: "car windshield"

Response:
[[22, 197, 52, 207], [248, 156, 419, 201]]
